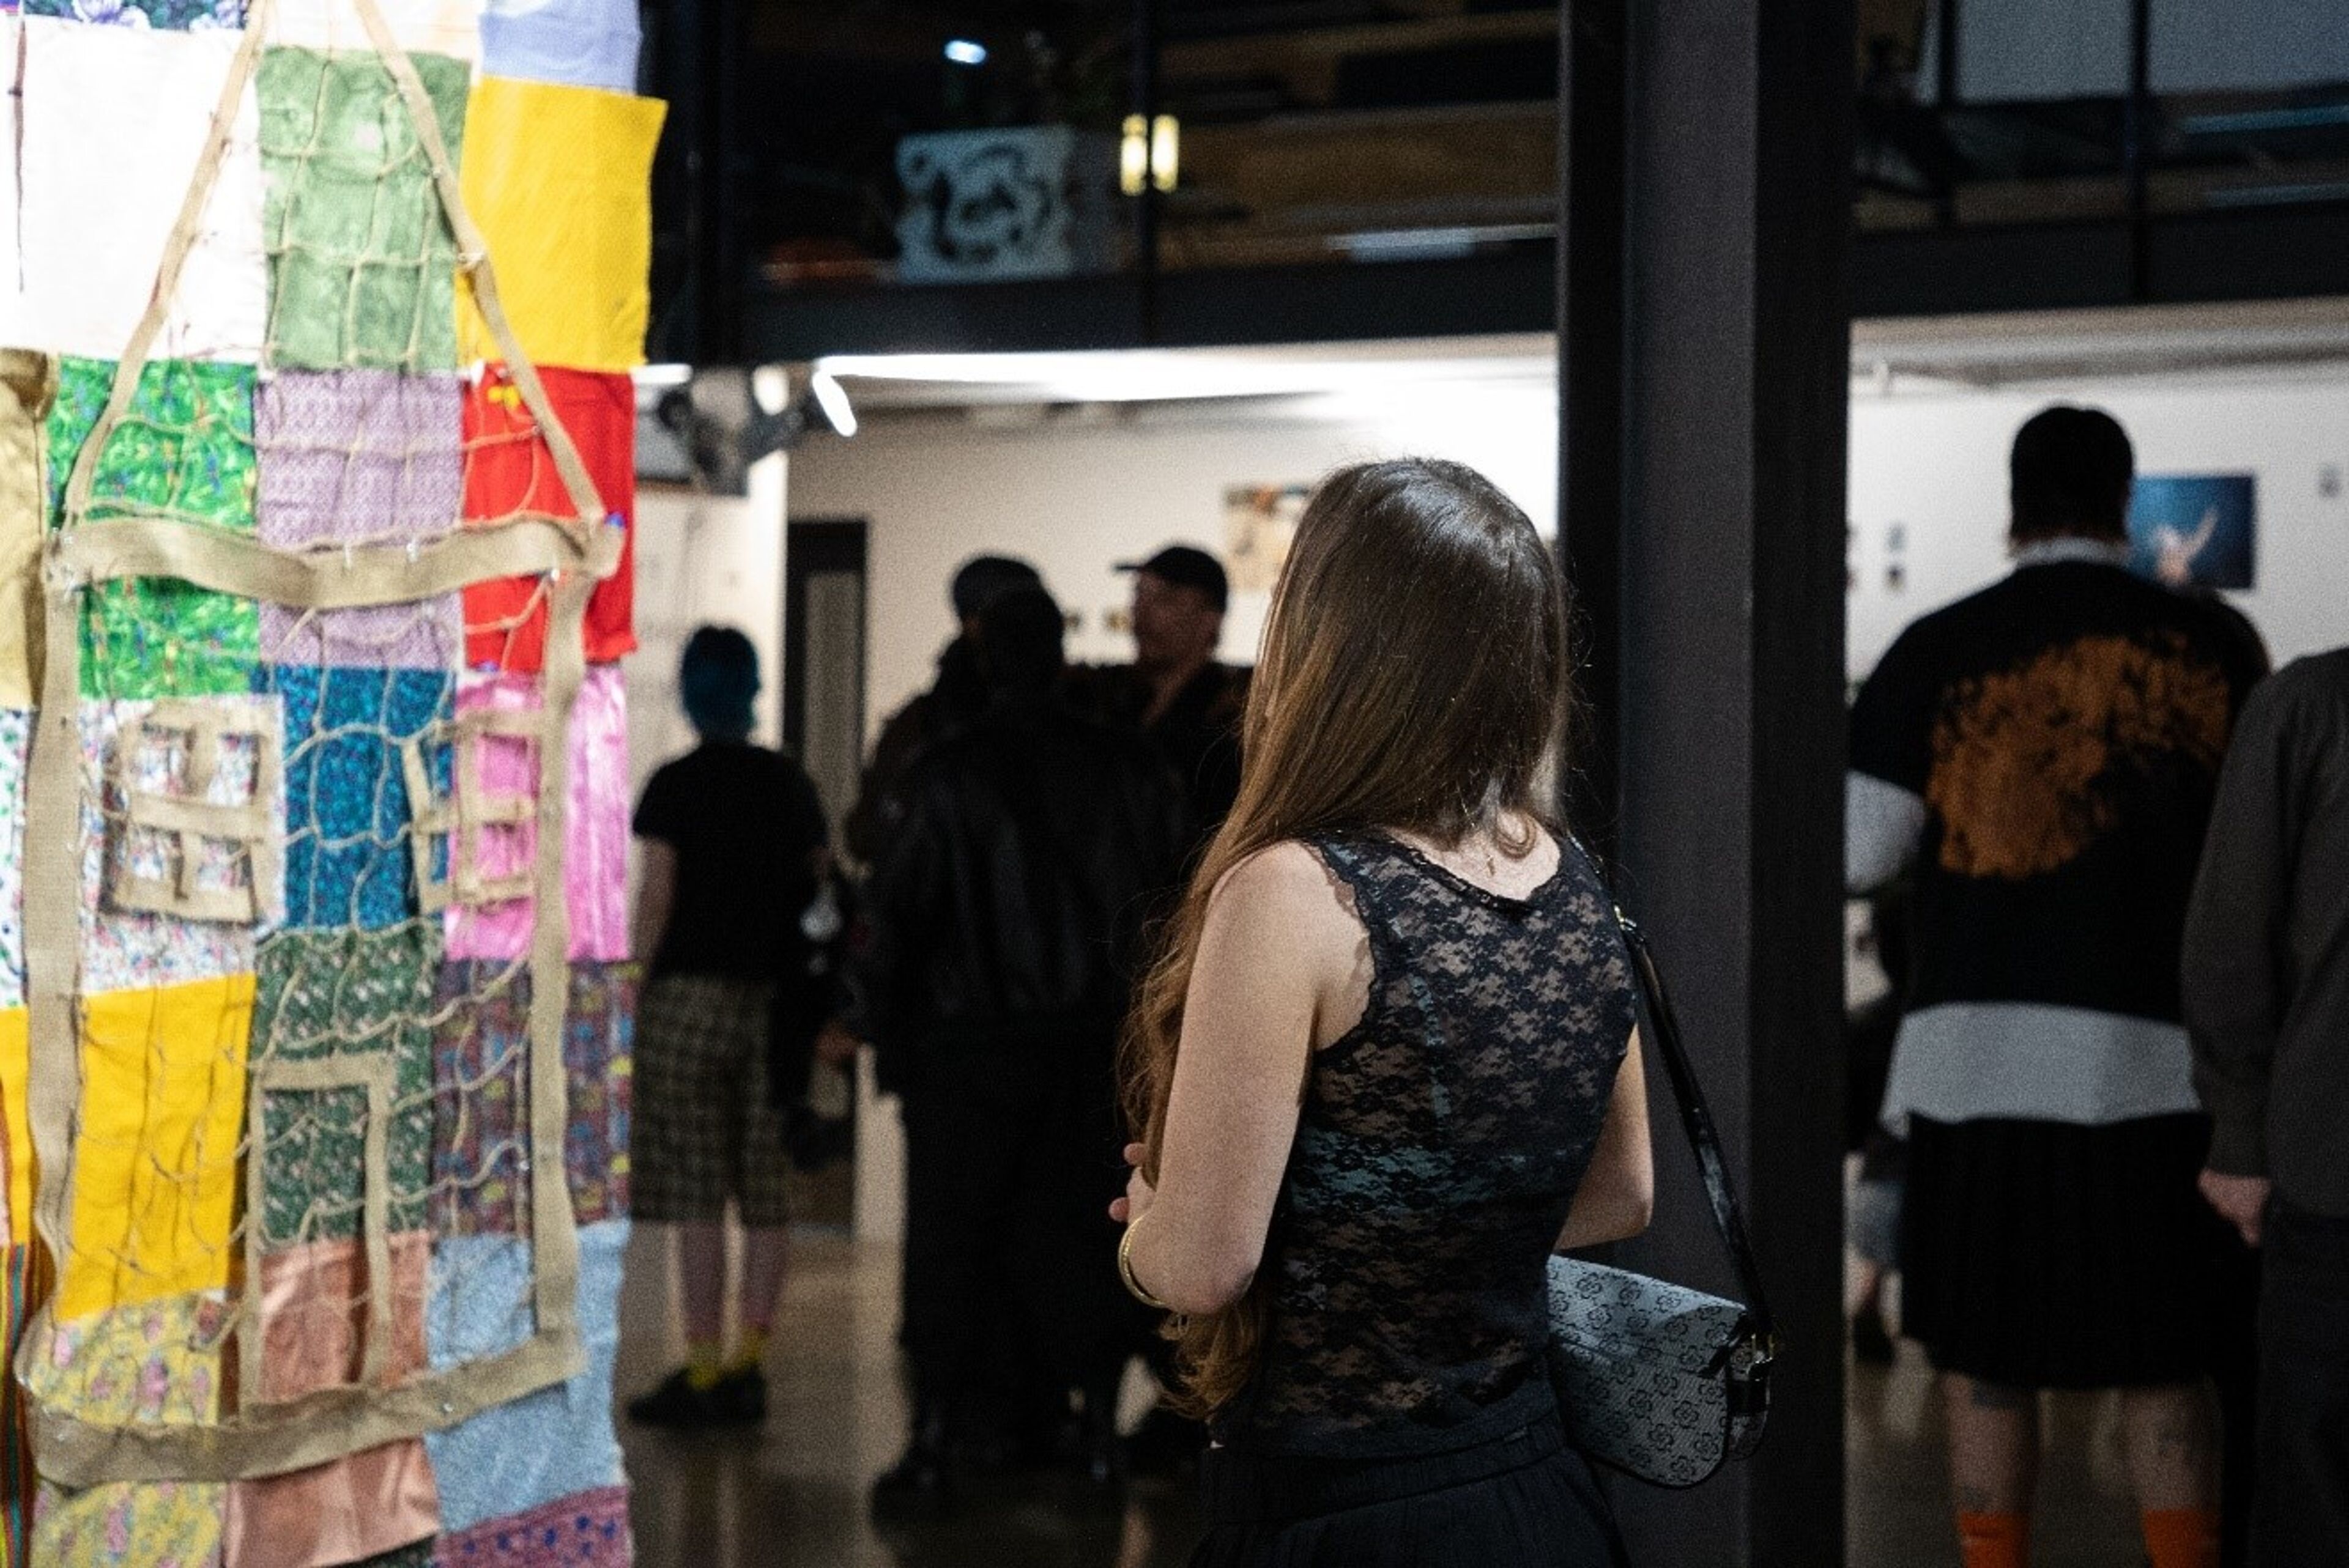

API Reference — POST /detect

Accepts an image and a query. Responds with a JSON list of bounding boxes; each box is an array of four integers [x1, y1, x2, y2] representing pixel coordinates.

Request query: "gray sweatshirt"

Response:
[[2183, 648, 2349, 1218]]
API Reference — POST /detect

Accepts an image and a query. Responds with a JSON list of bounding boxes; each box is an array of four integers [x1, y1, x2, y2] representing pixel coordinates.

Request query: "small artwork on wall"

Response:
[[2129, 473, 2256, 590], [1223, 483, 1311, 594]]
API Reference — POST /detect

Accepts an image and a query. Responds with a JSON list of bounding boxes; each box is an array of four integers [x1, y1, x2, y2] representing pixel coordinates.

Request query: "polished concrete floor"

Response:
[[617, 1230, 2159, 1567]]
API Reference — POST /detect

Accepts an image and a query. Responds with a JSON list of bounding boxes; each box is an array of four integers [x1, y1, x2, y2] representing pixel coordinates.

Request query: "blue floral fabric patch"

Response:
[[257, 664, 451, 930]]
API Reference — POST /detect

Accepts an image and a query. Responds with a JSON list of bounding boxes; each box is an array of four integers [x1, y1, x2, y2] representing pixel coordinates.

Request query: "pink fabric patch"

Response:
[[440, 667, 627, 963], [431, 1486, 628, 1568]]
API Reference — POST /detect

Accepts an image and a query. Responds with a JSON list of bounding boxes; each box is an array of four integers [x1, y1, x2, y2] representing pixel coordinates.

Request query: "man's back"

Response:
[[864, 697, 1191, 1050], [634, 741, 827, 981], [1854, 557, 2268, 1028]]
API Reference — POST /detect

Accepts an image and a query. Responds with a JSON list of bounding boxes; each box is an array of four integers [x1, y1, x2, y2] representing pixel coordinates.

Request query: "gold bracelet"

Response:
[[1118, 1224, 1171, 1311]]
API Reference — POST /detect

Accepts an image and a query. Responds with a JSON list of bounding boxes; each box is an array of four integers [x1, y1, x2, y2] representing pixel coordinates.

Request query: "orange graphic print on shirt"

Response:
[[1927, 632, 2232, 881]]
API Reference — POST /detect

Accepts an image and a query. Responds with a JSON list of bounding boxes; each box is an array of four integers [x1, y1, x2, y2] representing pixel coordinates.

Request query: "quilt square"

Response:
[[256, 370, 464, 672], [423, 1220, 624, 1532], [563, 965, 631, 1227], [250, 926, 438, 1247], [459, 367, 635, 671], [259, 48, 472, 372], [480, 0, 639, 95], [431, 963, 631, 1237], [80, 698, 286, 997], [224, 1440, 439, 1568], [18, 19, 268, 363], [441, 668, 628, 964], [428, 964, 527, 1238], [49, 358, 259, 701], [1, 1011, 29, 1249], [270, 0, 480, 59], [454, 79, 664, 373], [262, 665, 453, 931], [25, 1291, 228, 1427], [431, 1485, 629, 1568], [248, 1232, 429, 1405], [32, 1480, 226, 1568], [56, 975, 255, 1321]]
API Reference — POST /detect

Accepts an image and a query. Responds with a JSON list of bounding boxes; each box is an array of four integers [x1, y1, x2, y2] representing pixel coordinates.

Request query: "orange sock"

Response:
[[1956, 1511, 2029, 1568], [2140, 1509, 2219, 1568]]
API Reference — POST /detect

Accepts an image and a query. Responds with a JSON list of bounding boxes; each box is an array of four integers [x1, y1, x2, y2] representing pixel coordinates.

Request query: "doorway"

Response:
[[782, 517, 868, 1230]]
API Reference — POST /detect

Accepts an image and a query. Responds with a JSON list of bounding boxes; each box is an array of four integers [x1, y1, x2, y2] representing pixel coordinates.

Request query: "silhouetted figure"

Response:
[[858, 586, 1190, 1517]]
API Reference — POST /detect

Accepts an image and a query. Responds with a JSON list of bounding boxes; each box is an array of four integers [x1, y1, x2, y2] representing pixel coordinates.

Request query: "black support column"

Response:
[[1558, 0, 1854, 1561]]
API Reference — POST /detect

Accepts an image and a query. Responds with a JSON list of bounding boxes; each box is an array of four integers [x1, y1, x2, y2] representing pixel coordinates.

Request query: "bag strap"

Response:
[[1607, 901, 1778, 1356]]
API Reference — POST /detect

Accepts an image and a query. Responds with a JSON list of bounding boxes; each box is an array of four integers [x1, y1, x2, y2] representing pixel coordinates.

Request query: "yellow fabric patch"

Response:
[[456, 78, 666, 374], [0, 1007, 30, 1249], [33, 1479, 226, 1568], [56, 975, 256, 1322]]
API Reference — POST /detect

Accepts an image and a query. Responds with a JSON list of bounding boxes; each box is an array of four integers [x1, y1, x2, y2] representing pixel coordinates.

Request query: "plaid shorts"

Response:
[[631, 973, 791, 1227]]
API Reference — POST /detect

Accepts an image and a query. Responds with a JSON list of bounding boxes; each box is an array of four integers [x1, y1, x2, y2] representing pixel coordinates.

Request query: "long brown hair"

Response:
[[1119, 457, 1574, 1415]]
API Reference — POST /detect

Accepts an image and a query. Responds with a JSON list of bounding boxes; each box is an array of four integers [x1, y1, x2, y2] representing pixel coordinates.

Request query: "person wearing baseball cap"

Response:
[[1111, 545, 1249, 837]]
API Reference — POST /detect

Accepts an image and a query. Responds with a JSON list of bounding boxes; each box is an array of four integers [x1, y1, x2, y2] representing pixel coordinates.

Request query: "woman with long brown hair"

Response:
[[1112, 459, 1655, 1566]]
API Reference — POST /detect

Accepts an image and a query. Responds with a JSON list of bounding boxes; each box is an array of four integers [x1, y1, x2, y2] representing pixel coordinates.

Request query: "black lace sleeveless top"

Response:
[[1217, 830, 1637, 1458]]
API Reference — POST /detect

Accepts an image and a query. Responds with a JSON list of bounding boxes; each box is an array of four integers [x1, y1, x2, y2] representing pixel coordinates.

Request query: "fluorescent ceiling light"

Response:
[[633, 362, 692, 388]]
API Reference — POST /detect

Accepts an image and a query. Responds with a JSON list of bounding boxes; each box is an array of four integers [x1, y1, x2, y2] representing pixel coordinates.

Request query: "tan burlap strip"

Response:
[[524, 570, 596, 1342], [351, 0, 607, 536], [236, 1054, 399, 1400], [54, 514, 623, 610]]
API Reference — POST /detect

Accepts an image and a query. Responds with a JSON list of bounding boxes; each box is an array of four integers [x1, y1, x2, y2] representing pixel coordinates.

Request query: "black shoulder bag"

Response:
[[1545, 906, 1779, 1488]]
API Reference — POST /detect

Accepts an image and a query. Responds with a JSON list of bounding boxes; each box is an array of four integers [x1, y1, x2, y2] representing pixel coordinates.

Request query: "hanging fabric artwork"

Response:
[[0, 0, 658, 1559]]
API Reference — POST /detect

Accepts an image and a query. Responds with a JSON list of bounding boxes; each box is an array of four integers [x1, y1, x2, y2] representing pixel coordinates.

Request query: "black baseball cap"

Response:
[[1118, 545, 1228, 613]]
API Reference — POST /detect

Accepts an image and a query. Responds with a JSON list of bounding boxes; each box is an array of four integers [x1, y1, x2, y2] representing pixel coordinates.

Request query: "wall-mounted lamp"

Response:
[[1120, 113, 1179, 196], [655, 369, 857, 495]]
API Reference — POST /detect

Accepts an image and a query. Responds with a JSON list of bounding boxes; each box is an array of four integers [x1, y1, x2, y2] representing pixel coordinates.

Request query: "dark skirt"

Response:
[[1191, 1413, 1629, 1568], [1901, 1112, 2238, 1389]]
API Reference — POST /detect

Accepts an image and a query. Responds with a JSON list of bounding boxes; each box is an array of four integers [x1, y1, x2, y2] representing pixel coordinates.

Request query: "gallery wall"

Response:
[[791, 360, 2348, 749], [1847, 367, 2349, 679]]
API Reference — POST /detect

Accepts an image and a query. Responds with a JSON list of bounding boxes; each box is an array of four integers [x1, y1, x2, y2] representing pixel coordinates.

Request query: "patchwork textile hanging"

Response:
[[0, 0, 663, 1560]]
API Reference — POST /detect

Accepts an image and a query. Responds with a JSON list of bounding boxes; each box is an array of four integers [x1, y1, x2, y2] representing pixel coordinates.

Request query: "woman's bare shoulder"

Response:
[[1207, 841, 1362, 962]]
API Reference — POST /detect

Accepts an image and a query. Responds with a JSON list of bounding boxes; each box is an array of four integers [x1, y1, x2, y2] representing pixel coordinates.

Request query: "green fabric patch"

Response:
[[259, 48, 472, 372], [251, 924, 441, 1249], [46, 357, 259, 700]]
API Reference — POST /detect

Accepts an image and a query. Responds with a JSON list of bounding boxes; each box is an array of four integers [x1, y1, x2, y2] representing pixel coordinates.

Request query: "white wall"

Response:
[[1849, 369, 2349, 677], [622, 459, 789, 908], [787, 388, 1559, 749], [795, 366, 2348, 746]]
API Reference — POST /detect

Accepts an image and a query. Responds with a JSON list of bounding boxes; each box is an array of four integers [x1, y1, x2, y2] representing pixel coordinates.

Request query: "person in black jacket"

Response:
[[2184, 646, 2349, 1567], [842, 553, 1041, 876], [858, 585, 1192, 1517]]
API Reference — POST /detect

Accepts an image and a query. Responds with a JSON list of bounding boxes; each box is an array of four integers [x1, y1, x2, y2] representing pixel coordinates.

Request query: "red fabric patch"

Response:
[[461, 366, 636, 671]]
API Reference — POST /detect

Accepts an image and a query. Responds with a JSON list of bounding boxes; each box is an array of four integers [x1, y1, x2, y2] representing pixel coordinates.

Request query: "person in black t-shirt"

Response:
[[626, 626, 834, 1429], [1847, 407, 2269, 1568]]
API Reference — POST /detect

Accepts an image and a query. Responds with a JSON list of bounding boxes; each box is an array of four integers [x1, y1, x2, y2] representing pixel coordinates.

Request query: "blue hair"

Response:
[[680, 626, 759, 740]]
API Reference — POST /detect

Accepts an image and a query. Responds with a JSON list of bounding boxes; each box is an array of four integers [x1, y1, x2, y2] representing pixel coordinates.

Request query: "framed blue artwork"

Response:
[[2129, 473, 2255, 590]]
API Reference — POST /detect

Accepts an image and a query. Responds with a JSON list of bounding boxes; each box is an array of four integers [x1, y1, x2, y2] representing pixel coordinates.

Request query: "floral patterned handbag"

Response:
[[1546, 907, 1779, 1488]]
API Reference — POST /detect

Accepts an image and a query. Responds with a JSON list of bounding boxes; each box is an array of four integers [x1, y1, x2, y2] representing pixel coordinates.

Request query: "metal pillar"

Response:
[[1558, 0, 1854, 1558]]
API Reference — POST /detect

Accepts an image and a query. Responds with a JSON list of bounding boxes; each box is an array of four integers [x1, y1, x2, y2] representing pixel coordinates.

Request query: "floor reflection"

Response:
[[620, 1228, 2157, 1567]]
